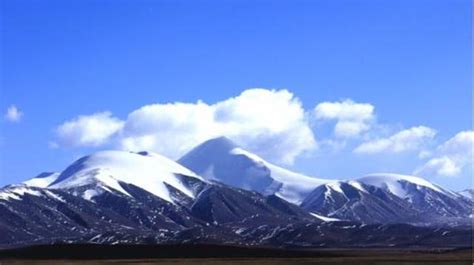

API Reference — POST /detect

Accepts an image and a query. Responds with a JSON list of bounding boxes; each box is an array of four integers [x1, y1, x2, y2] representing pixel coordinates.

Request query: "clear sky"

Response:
[[1, 0, 472, 191]]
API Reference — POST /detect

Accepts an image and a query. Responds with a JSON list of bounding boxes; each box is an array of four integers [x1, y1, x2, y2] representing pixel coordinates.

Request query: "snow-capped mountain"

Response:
[[0, 149, 325, 248], [0, 140, 472, 249], [49, 150, 204, 204], [179, 138, 471, 225], [301, 174, 471, 225], [357, 174, 471, 220], [300, 180, 419, 224], [1, 177, 469, 249], [178, 137, 330, 204]]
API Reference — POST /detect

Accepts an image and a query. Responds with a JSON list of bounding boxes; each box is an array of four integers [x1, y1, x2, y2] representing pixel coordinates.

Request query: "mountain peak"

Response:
[[188, 136, 237, 153], [23, 172, 60, 188], [49, 150, 202, 203], [357, 173, 445, 196], [178, 136, 237, 170], [207, 136, 236, 144], [178, 138, 329, 204]]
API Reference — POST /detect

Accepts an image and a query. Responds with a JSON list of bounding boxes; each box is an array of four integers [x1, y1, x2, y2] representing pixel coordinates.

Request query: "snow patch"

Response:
[[23, 173, 60, 188], [44, 190, 66, 203], [82, 189, 102, 201], [326, 182, 344, 193], [347, 180, 367, 192], [0, 186, 42, 201], [310, 212, 341, 222]]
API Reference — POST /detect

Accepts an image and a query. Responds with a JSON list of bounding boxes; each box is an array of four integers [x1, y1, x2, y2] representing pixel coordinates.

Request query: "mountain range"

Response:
[[0, 137, 472, 249]]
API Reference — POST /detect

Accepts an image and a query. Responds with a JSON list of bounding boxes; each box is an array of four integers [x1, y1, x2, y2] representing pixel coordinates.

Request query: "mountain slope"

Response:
[[178, 137, 330, 204], [0, 185, 155, 247], [357, 174, 471, 220], [190, 184, 314, 226], [22, 172, 60, 188], [301, 174, 472, 225], [300, 181, 419, 224]]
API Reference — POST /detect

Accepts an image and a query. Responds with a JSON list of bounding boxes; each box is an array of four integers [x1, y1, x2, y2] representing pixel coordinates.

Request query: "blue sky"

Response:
[[1, 0, 472, 190]]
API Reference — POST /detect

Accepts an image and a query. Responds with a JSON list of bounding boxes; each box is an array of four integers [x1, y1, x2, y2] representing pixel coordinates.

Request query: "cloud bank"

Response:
[[55, 112, 124, 147], [52, 88, 471, 182], [54, 89, 316, 164], [354, 126, 437, 154]]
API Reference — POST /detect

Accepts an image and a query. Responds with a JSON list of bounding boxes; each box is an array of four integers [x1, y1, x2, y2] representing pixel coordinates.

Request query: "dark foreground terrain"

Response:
[[0, 244, 472, 265]]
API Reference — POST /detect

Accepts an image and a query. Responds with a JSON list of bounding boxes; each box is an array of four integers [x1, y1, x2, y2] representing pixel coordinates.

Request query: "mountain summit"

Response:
[[49, 150, 203, 203], [178, 137, 330, 204]]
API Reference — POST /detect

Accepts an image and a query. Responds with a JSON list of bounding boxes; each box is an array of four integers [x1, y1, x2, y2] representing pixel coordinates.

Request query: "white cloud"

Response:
[[314, 99, 374, 138], [120, 101, 218, 159], [54, 89, 317, 164], [212, 89, 316, 164], [4, 105, 23, 122], [354, 126, 437, 154], [55, 111, 124, 147], [414, 130, 473, 177]]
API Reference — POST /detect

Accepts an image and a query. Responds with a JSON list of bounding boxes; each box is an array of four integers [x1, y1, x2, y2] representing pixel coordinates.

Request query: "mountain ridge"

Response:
[[1, 137, 471, 249], [178, 137, 330, 204]]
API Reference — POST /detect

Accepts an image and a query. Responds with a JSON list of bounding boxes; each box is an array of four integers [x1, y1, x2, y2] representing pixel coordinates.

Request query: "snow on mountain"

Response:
[[1, 141, 473, 248], [49, 150, 204, 203], [356, 173, 470, 207], [458, 189, 473, 200], [0, 183, 71, 205], [22, 172, 60, 188], [301, 180, 419, 224], [301, 173, 471, 224], [178, 137, 330, 204], [2, 179, 470, 249], [309, 212, 341, 222], [357, 173, 448, 197], [0, 185, 42, 201]]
